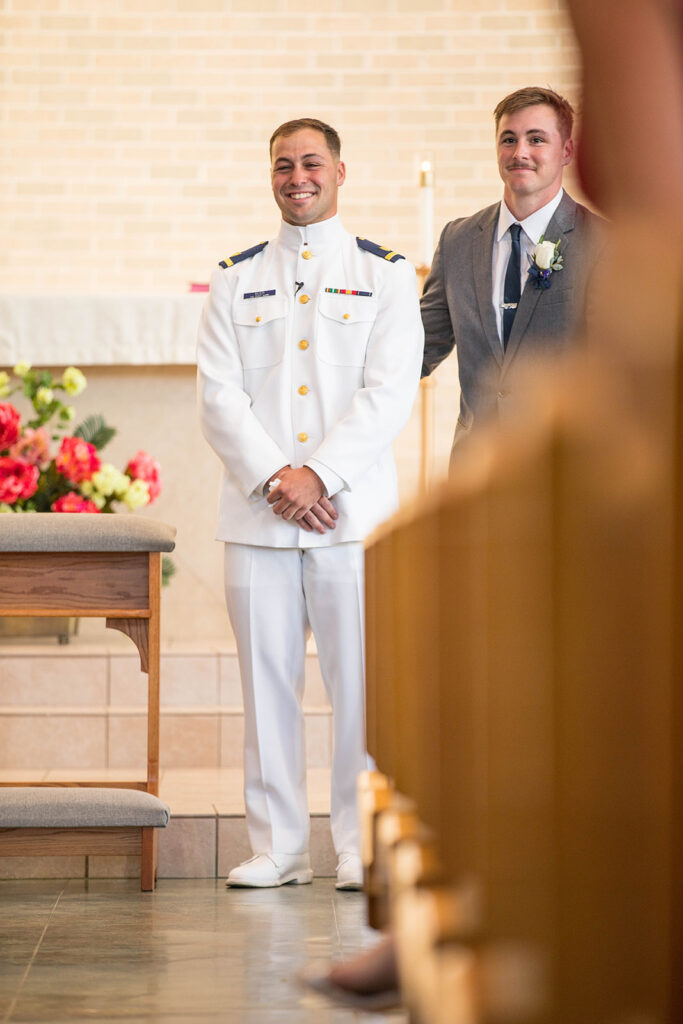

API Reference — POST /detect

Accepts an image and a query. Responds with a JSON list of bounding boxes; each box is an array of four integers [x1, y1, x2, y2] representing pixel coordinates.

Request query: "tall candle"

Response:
[[419, 159, 434, 268]]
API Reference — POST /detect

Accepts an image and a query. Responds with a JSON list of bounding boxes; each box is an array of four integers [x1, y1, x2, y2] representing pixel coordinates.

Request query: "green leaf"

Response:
[[161, 555, 177, 587], [73, 414, 117, 450]]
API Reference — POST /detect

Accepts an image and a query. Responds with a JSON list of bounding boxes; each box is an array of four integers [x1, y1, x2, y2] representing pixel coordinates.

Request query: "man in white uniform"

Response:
[[197, 118, 423, 889]]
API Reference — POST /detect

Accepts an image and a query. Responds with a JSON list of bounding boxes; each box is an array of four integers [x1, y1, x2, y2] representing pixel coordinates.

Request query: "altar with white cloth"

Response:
[[0, 293, 205, 367]]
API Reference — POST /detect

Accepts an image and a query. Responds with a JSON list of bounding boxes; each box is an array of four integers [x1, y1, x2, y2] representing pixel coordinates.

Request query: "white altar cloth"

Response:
[[0, 293, 207, 366]]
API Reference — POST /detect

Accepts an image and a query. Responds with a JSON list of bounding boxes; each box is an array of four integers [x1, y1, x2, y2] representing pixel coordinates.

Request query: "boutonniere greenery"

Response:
[[527, 237, 563, 289]]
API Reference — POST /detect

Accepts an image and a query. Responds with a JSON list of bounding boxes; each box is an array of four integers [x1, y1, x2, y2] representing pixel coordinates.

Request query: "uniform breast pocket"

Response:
[[233, 296, 288, 368], [316, 293, 377, 367]]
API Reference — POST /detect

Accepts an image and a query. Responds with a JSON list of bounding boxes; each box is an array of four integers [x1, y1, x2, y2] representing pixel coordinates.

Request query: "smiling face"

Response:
[[270, 128, 346, 226], [496, 103, 574, 218]]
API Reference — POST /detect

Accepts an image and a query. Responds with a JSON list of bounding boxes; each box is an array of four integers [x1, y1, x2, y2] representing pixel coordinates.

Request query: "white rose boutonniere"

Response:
[[528, 237, 563, 289]]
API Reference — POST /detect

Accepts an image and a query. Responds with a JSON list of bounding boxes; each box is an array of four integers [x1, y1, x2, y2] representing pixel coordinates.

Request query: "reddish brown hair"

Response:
[[494, 87, 575, 141]]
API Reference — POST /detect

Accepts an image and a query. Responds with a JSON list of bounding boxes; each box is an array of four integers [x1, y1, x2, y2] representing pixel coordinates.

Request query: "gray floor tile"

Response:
[[0, 879, 407, 1023]]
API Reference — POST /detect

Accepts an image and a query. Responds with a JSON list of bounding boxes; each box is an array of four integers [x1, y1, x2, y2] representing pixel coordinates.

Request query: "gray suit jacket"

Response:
[[421, 192, 604, 457]]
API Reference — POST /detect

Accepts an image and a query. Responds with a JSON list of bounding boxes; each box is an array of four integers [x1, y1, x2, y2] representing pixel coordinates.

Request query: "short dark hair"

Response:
[[269, 118, 341, 160], [493, 87, 575, 141]]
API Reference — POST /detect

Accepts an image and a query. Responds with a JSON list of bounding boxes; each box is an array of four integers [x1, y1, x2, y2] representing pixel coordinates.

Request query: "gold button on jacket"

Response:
[[297, 432, 308, 443], [298, 339, 309, 350], [298, 385, 309, 396], [302, 251, 312, 260], [299, 294, 310, 304]]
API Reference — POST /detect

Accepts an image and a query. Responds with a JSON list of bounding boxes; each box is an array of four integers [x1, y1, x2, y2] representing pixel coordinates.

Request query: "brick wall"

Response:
[[1, 0, 582, 293]]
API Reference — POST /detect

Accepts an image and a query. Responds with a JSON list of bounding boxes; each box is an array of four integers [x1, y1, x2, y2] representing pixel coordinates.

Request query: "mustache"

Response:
[[506, 162, 535, 170]]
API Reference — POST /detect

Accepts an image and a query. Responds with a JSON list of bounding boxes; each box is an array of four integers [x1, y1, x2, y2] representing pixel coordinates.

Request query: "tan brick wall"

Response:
[[1, 0, 582, 293]]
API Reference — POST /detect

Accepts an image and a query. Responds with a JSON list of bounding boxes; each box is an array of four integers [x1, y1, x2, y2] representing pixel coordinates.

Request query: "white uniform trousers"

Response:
[[224, 541, 371, 857]]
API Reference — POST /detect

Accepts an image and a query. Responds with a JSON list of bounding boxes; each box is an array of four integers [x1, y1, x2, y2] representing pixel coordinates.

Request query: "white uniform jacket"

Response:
[[197, 215, 424, 547]]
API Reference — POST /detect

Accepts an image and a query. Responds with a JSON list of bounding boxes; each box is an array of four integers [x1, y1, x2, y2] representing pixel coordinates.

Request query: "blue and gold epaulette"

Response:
[[219, 241, 268, 269], [356, 237, 405, 263]]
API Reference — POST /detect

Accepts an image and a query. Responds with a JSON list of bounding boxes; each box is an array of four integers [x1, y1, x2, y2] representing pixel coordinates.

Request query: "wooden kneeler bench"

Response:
[[0, 514, 176, 891]]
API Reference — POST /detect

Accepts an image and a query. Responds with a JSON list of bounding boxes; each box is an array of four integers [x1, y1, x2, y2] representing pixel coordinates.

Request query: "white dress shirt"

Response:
[[491, 188, 564, 345]]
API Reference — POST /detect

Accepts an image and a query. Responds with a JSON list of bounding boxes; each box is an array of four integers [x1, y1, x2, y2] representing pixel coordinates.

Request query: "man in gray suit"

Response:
[[421, 86, 603, 464]]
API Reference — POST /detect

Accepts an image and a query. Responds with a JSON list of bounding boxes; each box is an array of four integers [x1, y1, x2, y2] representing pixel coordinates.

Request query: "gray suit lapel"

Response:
[[473, 205, 503, 367], [503, 193, 577, 365]]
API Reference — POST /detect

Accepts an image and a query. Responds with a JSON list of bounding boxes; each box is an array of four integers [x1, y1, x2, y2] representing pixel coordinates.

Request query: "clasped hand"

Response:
[[266, 466, 338, 534]]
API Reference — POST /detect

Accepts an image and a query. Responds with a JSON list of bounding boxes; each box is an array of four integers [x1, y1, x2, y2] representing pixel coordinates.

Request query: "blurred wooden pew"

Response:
[[363, 346, 681, 1023]]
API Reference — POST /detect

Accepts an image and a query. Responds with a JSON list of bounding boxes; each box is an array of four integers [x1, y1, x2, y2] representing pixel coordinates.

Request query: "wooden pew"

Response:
[[364, 351, 680, 1022]]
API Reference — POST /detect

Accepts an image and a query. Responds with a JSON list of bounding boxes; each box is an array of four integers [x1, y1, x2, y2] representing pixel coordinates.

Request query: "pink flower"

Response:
[[0, 456, 40, 504], [55, 436, 101, 484], [126, 449, 162, 503], [10, 426, 51, 468], [0, 403, 21, 452], [51, 492, 101, 513]]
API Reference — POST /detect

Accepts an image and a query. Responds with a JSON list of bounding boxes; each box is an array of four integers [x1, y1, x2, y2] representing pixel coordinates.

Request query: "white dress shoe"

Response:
[[335, 853, 363, 891], [226, 852, 313, 888]]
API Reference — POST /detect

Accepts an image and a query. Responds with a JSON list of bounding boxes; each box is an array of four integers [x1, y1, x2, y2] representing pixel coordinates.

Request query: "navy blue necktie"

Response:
[[502, 223, 522, 350]]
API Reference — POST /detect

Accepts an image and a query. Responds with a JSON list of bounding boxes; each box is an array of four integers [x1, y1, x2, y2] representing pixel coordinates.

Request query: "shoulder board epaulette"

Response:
[[219, 241, 268, 269], [356, 237, 405, 263]]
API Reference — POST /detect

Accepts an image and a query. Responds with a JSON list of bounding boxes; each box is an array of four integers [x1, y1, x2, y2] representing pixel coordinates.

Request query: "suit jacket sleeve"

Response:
[[420, 221, 459, 378], [196, 266, 289, 500]]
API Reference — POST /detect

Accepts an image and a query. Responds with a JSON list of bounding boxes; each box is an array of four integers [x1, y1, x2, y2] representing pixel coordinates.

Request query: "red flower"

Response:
[[55, 436, 101, 483], [51, 492, 101, 513], [0, 456, 39, 504], [126, 449, 162, 503], [0, 403, 21, 452]]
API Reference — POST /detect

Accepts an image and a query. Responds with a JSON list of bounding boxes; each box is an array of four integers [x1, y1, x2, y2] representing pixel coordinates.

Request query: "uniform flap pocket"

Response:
[[233, 296, 288, 327], [318, 292, 377, 325]]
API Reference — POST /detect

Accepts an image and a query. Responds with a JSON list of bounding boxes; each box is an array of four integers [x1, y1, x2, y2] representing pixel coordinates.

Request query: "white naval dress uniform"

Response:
[[197, 214, 423, 857]]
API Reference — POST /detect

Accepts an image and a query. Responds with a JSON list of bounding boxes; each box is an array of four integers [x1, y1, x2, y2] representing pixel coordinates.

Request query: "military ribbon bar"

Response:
[[324, 288, 373, 297]]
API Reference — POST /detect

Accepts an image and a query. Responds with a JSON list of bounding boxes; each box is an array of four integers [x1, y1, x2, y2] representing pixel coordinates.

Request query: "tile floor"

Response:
[[0, 878, 407, 1023]]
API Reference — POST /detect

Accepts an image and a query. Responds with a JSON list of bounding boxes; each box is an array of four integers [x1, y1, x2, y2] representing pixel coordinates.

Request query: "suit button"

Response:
[[302, 250, 312, 260], [298, 339, 309, 350], [255, 316, 262, 323], [298, 385, 309, 396], [343, 313, 350, 320], [299, 294, 310, 304], [297, 432, 308, 443]]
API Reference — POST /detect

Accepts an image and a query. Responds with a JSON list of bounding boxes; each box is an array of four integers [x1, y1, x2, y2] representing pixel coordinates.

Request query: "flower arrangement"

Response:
[[527, 237, 563, 289], [0, 363, 175, 582]]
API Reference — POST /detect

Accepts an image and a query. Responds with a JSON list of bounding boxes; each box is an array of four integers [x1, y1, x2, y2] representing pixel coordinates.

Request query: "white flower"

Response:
[[35, 386, 54, 407], [123, 478, 150, 510], [62, 366, 87, 396], [91, 463, 130, 499], [533, 239, 557, 270]]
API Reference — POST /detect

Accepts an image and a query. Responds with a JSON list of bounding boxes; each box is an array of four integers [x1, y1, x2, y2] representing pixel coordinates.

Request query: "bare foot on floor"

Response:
[[328, 934, 398, 995]]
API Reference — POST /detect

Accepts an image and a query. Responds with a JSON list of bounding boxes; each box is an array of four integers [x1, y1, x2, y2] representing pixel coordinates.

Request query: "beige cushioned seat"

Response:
[[0, 788, 170, 829], [0, 513, 176, 889], [0, 513, 176, 552]]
